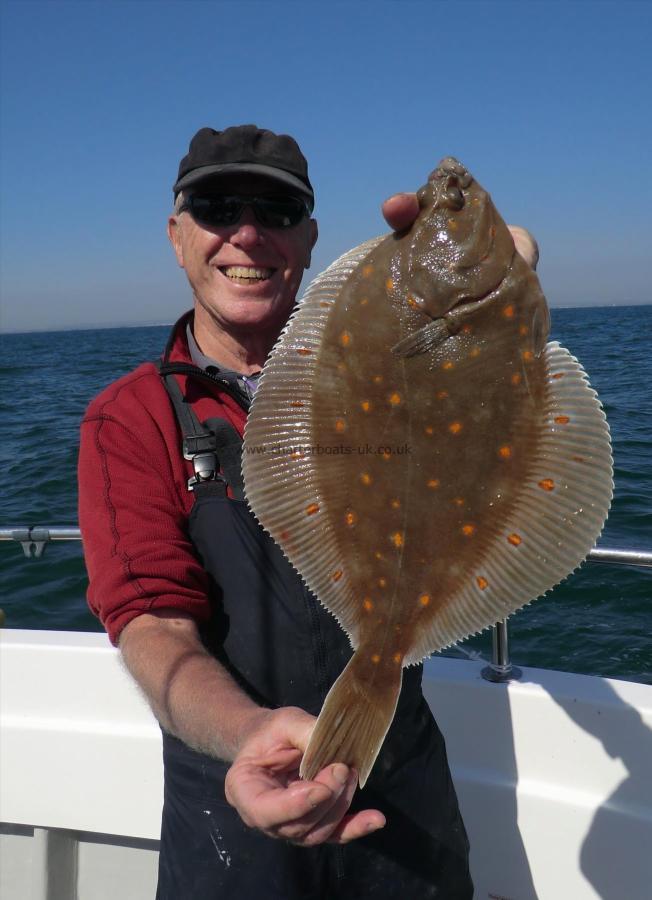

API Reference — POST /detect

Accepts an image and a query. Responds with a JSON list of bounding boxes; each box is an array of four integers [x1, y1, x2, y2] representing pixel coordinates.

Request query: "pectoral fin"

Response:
[[391, 318, 450, 358]]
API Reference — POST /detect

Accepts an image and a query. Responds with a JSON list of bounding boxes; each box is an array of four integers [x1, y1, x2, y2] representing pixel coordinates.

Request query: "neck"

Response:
[[191, 305, 278, 373]]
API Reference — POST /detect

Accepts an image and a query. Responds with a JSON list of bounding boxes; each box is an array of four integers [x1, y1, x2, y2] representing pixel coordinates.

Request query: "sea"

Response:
[[0, 306, 650, 683]]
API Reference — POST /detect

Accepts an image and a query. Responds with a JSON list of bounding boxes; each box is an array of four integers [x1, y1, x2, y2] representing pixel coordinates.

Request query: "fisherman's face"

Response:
[[168, 176, 318, 338]]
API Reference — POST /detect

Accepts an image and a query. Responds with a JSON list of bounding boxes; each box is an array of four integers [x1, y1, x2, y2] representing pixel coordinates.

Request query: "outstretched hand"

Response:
[[381, 192, 539, 271], [224, 706, 385, 846]]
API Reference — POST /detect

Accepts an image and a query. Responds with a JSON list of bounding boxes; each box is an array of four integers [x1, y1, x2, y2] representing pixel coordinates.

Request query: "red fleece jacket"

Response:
[[78, 312, 248, 645]]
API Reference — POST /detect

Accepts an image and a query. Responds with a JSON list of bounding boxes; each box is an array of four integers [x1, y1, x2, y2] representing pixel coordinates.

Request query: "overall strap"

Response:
[[159, 368, 223, 492]]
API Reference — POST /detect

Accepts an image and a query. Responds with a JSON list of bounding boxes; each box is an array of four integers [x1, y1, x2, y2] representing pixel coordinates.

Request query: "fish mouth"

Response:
[[218, 265, 276, 284]]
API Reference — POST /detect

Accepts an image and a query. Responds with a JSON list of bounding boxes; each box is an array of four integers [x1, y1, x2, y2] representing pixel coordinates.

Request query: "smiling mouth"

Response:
[[219, 265, 275, 284]]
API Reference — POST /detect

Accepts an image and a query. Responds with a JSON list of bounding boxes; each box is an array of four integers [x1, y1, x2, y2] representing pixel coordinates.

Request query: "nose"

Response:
[[229, 206, 264, 251]]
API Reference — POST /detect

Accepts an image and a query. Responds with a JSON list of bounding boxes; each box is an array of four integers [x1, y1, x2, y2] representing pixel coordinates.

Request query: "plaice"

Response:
[[242, 157, 613, 787]]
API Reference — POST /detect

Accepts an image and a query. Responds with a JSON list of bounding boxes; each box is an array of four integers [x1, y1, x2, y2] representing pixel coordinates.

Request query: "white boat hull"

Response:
[[1, 629, 651, 899]]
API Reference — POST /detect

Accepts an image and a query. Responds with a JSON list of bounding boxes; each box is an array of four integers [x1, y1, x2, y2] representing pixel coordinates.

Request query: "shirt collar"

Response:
[[186, 322, 261, 400]]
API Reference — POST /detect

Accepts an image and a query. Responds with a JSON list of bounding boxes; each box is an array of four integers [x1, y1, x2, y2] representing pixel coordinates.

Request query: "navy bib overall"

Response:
[[156, 367, 473, 899]]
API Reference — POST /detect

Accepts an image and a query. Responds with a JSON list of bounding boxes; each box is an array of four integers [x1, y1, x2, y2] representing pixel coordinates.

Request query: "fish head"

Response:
[[389, 157, 549, 354]]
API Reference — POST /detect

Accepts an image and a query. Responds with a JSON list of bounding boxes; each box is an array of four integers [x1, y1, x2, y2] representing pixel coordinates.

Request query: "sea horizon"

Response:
[[1, 300, 651, 337]]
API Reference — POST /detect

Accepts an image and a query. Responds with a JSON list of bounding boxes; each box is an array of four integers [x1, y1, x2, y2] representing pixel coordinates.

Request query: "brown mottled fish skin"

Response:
[[311, 160, 548, 661], [243, 157, 612, 787]]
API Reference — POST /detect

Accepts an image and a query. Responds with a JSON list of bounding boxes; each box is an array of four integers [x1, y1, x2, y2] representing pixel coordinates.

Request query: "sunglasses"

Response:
[[179, 193, 310, 229]]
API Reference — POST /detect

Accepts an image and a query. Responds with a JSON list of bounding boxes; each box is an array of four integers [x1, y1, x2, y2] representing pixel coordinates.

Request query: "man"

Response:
[[79, 125, 537, 898]]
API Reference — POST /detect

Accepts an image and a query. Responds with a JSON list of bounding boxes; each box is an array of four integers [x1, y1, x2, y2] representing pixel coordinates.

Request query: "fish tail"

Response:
[[300, 650, 403, 788]]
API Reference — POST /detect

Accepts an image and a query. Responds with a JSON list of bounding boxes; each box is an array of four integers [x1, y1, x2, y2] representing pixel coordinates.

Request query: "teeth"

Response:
[[222, 266, 273, 281]]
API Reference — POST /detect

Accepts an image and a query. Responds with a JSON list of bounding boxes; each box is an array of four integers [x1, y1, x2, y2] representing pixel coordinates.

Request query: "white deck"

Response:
[[1, 629, 651, 899]]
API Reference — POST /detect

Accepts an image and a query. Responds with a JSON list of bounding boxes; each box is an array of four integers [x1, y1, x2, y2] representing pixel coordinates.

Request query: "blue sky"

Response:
[[1, 0, 650, 332]]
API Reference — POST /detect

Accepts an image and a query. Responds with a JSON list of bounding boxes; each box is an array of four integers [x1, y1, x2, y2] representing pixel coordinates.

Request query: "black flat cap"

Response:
[[173, 124, 314, 210]]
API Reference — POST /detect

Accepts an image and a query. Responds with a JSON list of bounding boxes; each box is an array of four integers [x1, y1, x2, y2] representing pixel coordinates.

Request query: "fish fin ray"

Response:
[[391, 318, 449, 357], [405, 341, 613, 663], [300, 651, 402, 788], [242, 235, 387, 646]]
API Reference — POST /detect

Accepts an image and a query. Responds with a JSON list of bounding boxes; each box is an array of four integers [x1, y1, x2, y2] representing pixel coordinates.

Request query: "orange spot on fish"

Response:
[[390, 498, 401, 509], [332, 570, 343, 582], [507, 533, 522, 546], [360, 297, 369, 306], [305, 503, 319, 515], [462, 524, 476, 536], [393, 652, 403, 664], [360, 401, 372, 412], [407, 296, 420, 309], [374, 551, 384, 560], [476, 576, 489, 590], [373, 375, 383, 384], [345, 511, 357, 527], [319, 301, 332, 308], [448, 421, 463, 434], [539, 479, 555, 491], [522, 350, 534, 362], [469, 347, 481, 358], [335, 419, 346, 433], [388, 391, 402, 406], [461, 324, 473, 334], [511, 373, 522, 386], [290, 400, 304, 408], [436, 390, 449, 400], [490, 225, 496, 238], [419, 593, 431, 606], [572, 455, 586, 463], [386, 278, 394, 291], [424, 426, 434, 436], [363, 597, 374, 612], [280, 530, 291, 541], [296, 348, 312, 356], [380, 450, 392, 461], [427, 479, 440, 489], [519, 325, 529, 336], [362, 265, 374, 278], [360, 472, 372, 486], [552, 372, 565, 379], [390, 531, 404, 548], [454, 497, 465, 507], [340, 331, 352, 347], [498, 445, 512, 459], [555, 415, 570, 424], [503, 304, 515, 318], [442, 361, 455, 371], [378, 577, 387, 588], [290, 451, 303, 460], [371, 653, 381, 664]]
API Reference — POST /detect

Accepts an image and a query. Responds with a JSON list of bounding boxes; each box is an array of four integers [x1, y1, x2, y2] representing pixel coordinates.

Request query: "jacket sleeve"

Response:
[[78, 378, 212, 645]]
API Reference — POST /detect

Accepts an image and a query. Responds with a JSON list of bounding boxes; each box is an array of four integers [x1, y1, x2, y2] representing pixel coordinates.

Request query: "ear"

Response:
[[167, 216, 185, 268], [305, 218, 318, 269]]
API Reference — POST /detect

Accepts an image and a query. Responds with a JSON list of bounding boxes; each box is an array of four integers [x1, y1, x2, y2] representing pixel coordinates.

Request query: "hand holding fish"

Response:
[[224, 706, 385, 845]]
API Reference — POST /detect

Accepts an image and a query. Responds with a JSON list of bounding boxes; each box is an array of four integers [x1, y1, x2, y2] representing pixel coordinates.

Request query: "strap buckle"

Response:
[[183, 433, 217, 458], [183, 434, 222, 491], [186, 452, 225, 491]]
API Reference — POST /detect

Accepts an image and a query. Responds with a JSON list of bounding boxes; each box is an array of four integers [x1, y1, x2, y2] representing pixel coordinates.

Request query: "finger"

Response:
[[227, 763, 334, 831], [508, 225, 539, 271], [278, 763, 354, 843], [299, 769, 359, 845], [329, 808, 386, 844], [382, 192, 419, 232]]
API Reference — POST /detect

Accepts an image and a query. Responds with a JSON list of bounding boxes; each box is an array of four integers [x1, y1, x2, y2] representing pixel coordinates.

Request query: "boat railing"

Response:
[[2, 526, 651, 681]]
